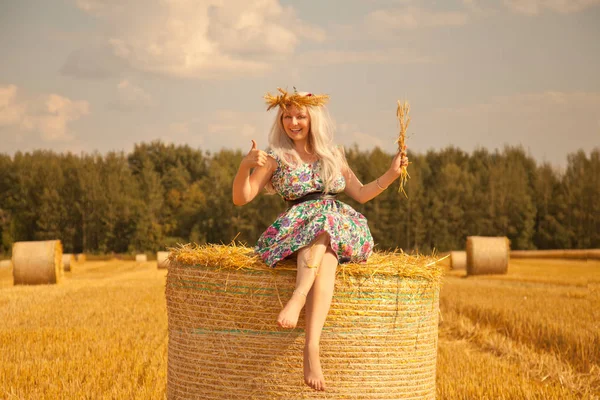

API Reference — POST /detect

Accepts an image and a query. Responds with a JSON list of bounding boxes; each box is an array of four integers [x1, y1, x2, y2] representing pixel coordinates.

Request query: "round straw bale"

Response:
[[0, 259, 12, 269], [12, 240, 63, 285], [166, 244, 443, 399], [62, 253, 76, 272], [450, 251, 466, 270], [466, 236, 509, 275], [76, 253, 86, 263], [135, 254, 147, 262], [157, 251, 169, 269]]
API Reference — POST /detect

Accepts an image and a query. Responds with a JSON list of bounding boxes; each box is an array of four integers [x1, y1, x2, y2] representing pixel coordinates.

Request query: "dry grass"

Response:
[[0, 260, 167, 400], [438, 258, 600, 399], [0, 256, 598, 399]]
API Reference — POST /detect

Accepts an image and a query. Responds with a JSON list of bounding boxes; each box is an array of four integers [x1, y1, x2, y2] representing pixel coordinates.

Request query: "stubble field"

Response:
[[0, 256, 598, 399]]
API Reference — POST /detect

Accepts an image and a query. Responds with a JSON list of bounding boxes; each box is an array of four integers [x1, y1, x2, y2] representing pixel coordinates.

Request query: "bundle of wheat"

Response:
[[165, 243, 444, 399], [0, 259, 12, 269], [135, 254, 147, 262], [395, 100, 411, 197], [12, 240, 63, 285], [156, 251, 169, 269], [76, 253, 86, 263], [466, 236, 510, 275]]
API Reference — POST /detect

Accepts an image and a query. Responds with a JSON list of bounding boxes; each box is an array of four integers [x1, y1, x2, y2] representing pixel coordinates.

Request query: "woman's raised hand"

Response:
[[241, 140, 268, 169], [389, 145, 409, 176]]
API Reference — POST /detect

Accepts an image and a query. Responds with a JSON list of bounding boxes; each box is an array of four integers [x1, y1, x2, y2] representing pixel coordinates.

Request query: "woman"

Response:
[[232, 88, 408, 391]]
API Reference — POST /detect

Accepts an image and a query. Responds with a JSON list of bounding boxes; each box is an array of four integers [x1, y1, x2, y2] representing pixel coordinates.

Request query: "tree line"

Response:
[[0, 141, 597, 256]]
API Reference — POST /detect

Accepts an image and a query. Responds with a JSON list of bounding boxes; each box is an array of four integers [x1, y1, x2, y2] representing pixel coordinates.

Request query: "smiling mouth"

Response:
[[290, 129, 302, 134]]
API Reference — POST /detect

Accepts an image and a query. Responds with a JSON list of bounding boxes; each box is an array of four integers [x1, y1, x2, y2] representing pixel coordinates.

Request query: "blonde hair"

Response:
[[268, 105, 348, 193]]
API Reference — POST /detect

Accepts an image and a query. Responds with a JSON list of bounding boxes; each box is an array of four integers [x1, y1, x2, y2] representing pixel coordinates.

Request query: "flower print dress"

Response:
[[255, 151, 374, 267]]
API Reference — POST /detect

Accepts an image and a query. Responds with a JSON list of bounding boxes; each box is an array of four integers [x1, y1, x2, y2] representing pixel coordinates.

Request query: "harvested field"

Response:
[[0, 257, 598, 399], [0, 260, 167, 399]]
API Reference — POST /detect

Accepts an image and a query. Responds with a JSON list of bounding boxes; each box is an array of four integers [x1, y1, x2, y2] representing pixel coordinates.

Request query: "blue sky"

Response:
[[1, 0, 599, 169]]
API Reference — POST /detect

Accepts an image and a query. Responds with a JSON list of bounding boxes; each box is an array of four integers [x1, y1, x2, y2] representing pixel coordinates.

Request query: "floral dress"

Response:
[[255, 151, 374, 267]]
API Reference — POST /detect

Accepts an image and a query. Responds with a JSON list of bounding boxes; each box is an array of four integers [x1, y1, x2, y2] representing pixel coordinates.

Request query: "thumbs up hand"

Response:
[[241, 140, 268, 169]]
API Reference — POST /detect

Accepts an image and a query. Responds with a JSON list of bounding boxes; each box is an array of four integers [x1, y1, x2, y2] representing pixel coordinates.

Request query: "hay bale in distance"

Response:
[[12, 240, 63, 285], [450, 251, 466, 270], [466, 236, 510, 276], [135, 254, 147, 262], [76, 253, 86, 263], [0, 259, 12, 269], [62, 253, 76, 272], [156, 251, 169, 269], [166, 244, 444, 399]]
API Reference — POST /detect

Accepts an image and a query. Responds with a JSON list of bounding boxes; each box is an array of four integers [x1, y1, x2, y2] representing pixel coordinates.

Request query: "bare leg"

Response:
[[277, 232, 330, 329], [304, 247, 338, 391]]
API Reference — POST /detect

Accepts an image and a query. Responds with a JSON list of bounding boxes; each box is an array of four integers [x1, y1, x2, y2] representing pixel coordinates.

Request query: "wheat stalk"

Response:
[[396, 100, 411, 197]]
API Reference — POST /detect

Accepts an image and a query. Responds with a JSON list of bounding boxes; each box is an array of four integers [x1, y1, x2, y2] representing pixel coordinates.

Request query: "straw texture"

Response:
[[157, 251, 170, 269], [135, 254, 148, 262], [62, 253, 75, 272], [76, 253, 86, 263], [450, 251, 466, 270], [511, 249, 600, 260], [166, 244, 443, 399], [12, 240, 63, 285], [0, 259, 12, 269], [466, 236, 510, 276]]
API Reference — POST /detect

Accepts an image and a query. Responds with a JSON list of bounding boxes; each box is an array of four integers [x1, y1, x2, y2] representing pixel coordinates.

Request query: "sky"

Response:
[[1, 0, 599, 170]]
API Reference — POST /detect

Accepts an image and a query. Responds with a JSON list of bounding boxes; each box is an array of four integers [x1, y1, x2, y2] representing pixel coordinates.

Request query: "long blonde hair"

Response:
[[268, 105, 348, 193]]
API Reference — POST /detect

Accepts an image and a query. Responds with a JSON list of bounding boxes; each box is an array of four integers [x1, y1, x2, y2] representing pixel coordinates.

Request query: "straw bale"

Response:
[[450, 251, 466, 270], [62, 253, 76, 272], [135, 254, 147, 262], [12, 240, 63, 285], [157, 251, 170, 269], [166, 243, 444, 399], [0, 259, 12, 269], [466, 236, 509, 275], [511, 249, 600, 260], [76, 253, 86, 263]]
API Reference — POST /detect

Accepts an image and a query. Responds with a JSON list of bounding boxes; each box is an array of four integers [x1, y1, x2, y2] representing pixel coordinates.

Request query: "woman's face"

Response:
[[282, 105, 311, 143]]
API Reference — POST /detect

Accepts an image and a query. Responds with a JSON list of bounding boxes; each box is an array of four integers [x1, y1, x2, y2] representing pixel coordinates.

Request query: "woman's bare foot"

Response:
[[304, 343, 326, 391], [277, 291, 306, 328]]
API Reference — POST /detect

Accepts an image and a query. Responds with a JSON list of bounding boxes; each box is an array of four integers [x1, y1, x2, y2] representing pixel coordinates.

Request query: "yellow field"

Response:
[[0, 257, 598, 399]]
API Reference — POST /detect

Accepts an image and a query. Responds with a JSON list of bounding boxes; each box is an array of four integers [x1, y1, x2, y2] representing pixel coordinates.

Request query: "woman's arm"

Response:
[[343, 148, 408, 204], [232, 140, 277, 206]]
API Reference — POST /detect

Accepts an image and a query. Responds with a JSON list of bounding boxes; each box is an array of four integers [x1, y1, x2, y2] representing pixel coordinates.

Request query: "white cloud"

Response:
[[112, 79, 155, 110], [366, 6, 469, 31], [0, 84, 90, 142], [0, 85, 27, 127], [504, 0, 600, 14], [75, 0, 325, 79]]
